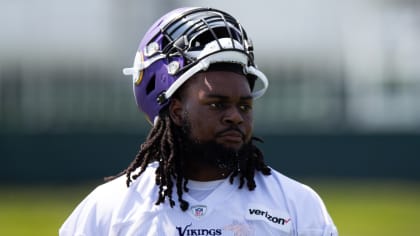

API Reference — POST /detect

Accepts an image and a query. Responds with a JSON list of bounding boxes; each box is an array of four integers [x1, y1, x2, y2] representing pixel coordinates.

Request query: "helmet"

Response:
[[123, 7, 268, 124]]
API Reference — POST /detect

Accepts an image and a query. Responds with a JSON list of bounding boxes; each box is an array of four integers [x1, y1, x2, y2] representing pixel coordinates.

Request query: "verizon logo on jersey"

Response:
[[248, 209, 290, 225], [246, 204, 292, 232]]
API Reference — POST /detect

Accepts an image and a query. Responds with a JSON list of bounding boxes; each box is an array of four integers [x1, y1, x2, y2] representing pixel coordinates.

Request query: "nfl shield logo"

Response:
[[191, 205, 207, 218]]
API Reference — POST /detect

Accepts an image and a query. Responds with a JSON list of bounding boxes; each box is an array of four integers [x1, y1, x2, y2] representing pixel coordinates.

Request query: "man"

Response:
[[60, 7, 338, 236]]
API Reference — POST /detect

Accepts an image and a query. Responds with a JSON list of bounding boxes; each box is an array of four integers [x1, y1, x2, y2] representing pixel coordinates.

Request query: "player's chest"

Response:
[[110, 201, 293, 236]]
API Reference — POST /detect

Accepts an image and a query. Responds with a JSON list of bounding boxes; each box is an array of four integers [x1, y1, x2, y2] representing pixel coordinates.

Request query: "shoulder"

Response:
[[59, 163, 159, 236], [266, 170, 321, 202], [77, 162, 159, 210], [255, 168, 338, 235], [255, 168, 321, 202], [59, 176, 128, 235]]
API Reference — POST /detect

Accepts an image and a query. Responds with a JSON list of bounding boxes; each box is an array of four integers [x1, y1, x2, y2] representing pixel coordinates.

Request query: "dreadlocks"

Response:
[[111, 111, 271, 212]]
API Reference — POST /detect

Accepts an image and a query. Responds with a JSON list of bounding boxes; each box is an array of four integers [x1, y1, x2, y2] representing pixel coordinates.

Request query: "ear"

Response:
[[169, 98, 184, 126]]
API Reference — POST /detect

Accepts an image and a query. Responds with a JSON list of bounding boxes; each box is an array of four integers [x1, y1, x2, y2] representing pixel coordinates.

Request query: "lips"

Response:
[[217, 129, 244, 143]]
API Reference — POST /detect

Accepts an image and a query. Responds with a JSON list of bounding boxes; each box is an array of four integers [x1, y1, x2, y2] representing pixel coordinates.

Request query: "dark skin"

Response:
[[169, 71, 254, 181]]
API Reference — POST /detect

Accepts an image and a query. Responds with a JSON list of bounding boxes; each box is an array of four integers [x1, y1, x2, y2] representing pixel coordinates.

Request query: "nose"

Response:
[[222, 106, 244, 125]]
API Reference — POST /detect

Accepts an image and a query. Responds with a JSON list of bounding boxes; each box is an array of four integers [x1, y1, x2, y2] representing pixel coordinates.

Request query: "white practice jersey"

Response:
[[60, 162, 338, 236]]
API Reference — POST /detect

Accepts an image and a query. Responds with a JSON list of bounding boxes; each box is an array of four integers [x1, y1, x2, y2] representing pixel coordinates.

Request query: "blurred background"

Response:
[[1, 0, 419, 235]]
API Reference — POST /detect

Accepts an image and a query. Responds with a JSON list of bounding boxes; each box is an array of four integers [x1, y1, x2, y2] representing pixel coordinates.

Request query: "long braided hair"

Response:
[[108, 108, 271, 212]]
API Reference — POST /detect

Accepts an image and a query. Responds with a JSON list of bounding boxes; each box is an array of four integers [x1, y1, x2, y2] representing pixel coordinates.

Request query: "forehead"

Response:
[[184, 71, 251, 98]]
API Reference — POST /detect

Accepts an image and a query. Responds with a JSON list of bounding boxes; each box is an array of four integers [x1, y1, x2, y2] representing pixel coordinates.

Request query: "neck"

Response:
[[184, 161, 232, 181]]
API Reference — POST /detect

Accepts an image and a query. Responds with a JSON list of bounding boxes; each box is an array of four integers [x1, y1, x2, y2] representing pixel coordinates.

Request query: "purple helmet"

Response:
[[123, 7, 268, 124]]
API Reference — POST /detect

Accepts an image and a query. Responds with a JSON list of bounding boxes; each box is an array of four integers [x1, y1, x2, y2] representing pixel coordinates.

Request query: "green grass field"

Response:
[[306, 179, 420, 236], [0, 179, 419, 236]]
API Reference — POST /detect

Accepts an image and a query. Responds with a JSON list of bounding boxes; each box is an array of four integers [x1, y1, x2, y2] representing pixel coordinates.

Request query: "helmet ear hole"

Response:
[[146, 75, 156, 95]]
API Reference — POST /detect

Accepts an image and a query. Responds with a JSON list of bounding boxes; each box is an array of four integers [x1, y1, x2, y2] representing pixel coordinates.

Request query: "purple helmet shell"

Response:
[[123, 7, 268, 124]]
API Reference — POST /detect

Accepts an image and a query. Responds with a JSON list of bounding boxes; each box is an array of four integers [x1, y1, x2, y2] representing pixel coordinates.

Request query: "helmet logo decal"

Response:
[[135, 52, 144, 85]]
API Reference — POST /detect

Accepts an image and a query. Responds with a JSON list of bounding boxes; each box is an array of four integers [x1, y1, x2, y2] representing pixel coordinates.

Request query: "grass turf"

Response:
[[306, 179, 420, 236], [0, 179, 419, 236], [0, 183, 98, 236]]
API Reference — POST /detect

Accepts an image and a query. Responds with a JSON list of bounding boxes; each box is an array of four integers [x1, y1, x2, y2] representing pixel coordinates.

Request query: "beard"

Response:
[[177, 117, 252, 171]]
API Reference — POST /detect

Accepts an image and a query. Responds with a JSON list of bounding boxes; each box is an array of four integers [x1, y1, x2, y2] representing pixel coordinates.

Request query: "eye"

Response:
[[209, 102, 225, 109], [239, 104, 252, 112]]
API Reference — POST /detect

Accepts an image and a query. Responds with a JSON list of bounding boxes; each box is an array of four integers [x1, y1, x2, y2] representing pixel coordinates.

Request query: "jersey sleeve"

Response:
[[295, 184, 338, 236], [59, 186, 109, 236], [59, 177, 126, 236]]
